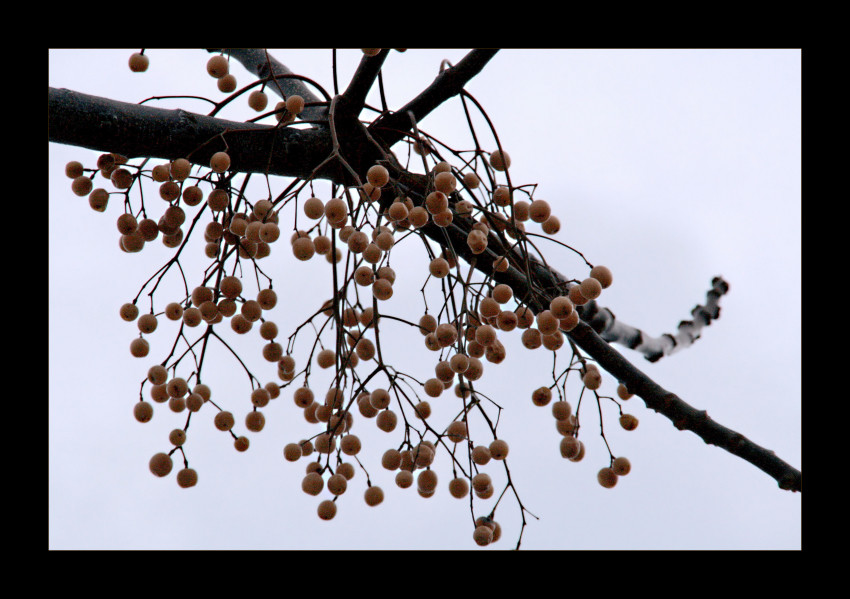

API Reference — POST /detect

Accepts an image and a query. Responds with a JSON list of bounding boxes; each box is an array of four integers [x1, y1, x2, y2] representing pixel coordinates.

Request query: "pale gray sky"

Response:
[[49, 49, 801, 549]]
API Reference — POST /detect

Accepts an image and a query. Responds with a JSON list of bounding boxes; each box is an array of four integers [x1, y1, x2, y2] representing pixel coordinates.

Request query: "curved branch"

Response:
[[369, 49, 499, 148], [580, 277, 731, 362]]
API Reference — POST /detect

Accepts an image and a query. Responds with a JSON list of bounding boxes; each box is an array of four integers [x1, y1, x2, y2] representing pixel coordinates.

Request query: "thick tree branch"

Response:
[[337, 49, 390, 118], [368, 49, 499, 148], [48, 87, 341, 181], [207, 49, 329, 122]]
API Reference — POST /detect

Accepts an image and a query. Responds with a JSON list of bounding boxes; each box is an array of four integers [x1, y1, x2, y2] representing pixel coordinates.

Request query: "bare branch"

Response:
[[207, 48, 329, 122], [369, 49, 500, 148], [337, 49, 390, 118], [580, 277, 731, 362], [48, 87, 338, 180], [567, 319, 802, 492]]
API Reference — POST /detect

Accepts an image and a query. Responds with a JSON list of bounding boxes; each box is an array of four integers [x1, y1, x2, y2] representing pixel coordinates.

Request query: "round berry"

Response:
[[134, 401, 154, 423], [210, 151, 231, 173], [176, 468, 198, 488], [128, 52, 149, 72], [489, 439, 509, 460], [367, 165, 390, 188], [489, 149, 511, 171], [598, 467, 618, 488], [248, 90, 269, 112], [130, 338, 149, 358], [206, 55, 229, 78], [590, 265, 613, 288], [612, 456, 631, 476], [214, 411, 235, 431], [364, 486, 384, 506], [149, 452, 173, 477], [317, 499, 337, 520]]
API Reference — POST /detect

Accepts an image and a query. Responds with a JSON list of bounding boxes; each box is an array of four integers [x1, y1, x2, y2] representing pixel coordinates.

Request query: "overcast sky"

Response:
[[49, 49, 801, 550]]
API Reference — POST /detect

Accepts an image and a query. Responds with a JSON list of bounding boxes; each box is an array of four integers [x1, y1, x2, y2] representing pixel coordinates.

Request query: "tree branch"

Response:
[[579, 277, 731, 362], [368, 49, 499, 148], [337, 49, 390, 118], [207, 49, 330, 122], [48, 87, 340, 181], [567, 319, 802, 491]]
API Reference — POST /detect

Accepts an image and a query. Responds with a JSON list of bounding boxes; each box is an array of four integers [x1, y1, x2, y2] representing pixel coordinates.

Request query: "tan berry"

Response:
[[317, 499, 337, 521], [130, 338, 149, 358], [149, 452, 173, 477], [128, 52, 150, 72], [169, 428, 187, 446], [72, 175, 94, 196], [340, 435, 362, 456], [417, 469, 438, 492], [473, 525, 494, 546], [301, 472, 324, 496], [449, 477, 469, 499], [214, 411, 235, 431], [367, 164, 390, 188], [88, 188, 109, 212], [569, 284, 590, 306], [552, 400, 572, 421], [134, 401, 154, 423], [65, 161, 84, 179], [528, 199, 552, 223], [536, 310, 559, 336], [580, 277, 603, 300], [550, 296, 574, 319], [598, 467, 618, 489], [492, 284, 513, 304], [248, 90, 269, 112], [472, 445, 491, 465], [120, 302, 139, 322], [327, 473, 348, 496], [489, 439, 509, 460], [463, 172, 480, 189], [489, 149, 511, 171], [324, 197, 348, 224], [583, 369, 603, 390], [396, 470, 413, 489], [206, 55, 229, 78], [559, 436, 581, 459], [376, 409, 397, 432], [569, 440, 586, 462], [210, 151, 231, 173], [612, 456, 631, 476], [434, 171, 457, 194], [137, 313, 157, 334], [590, 265, 613, 288], [471, 473, 491, 493], [364, 486, 384, 506], [619, 414, 639, 431], [532, 386, 552, 406], [285, 95, 305, 115], [176, 468, 198, 488], [541, 216, 561, 235], [446, 420, 468, 443]]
